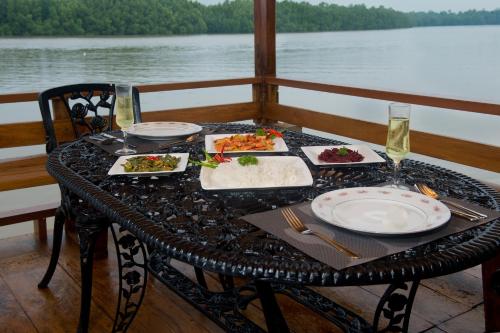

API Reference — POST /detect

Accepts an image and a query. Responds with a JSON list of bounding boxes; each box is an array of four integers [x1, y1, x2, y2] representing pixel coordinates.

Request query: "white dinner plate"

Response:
[[200, 156, 312, 190], [301, 145, 386, 166], [204, 133, 289, 153], [127, 122, 202, 140], [108, 153, 189, 176], [311, 187, 451, 235]]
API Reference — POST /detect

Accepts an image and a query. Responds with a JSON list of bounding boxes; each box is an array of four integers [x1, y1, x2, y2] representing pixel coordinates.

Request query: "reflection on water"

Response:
[[0, 26, 499, 146], [0, 35, 254, 90]]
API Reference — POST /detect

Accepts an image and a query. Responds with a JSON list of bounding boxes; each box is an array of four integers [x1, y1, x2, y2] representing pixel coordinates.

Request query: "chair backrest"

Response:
[[38, 83, 142, 153]]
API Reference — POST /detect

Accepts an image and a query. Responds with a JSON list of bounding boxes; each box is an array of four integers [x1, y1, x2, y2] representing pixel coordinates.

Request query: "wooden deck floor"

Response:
[[0, 233, 486, 333]]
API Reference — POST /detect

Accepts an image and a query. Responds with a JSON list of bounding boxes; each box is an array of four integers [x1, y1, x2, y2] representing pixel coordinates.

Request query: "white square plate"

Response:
[[204, 133, 289, 153], [108, 153, 189, 176], [301, 145, 385, 166], [200, 156, 313, 190]]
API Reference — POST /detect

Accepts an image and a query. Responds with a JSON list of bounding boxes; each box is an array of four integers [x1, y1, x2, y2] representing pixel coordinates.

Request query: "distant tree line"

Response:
[[0, 0, 499, 36]]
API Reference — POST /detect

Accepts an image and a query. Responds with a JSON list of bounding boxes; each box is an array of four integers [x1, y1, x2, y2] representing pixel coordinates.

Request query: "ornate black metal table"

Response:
[[45, 123, 500, 333]]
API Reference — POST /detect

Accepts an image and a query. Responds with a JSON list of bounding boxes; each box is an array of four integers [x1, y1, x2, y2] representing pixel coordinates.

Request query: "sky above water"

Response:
[[197, 0, 500, 12]]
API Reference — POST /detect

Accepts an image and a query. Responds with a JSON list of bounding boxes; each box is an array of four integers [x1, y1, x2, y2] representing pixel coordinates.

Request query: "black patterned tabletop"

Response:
[[47, 123, 500, 286]]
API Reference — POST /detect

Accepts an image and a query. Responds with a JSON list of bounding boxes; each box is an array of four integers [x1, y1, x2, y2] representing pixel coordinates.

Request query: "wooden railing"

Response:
[[0, 76, 499, 192], [264, 77, 500, 172]]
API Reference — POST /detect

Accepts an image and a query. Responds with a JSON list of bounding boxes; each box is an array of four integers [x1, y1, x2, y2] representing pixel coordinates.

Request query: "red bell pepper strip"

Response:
[[265, 128, 283, 138]]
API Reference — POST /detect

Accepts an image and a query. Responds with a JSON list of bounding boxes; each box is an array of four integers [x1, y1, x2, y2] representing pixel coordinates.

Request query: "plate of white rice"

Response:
[[199, 156, 313, 190]]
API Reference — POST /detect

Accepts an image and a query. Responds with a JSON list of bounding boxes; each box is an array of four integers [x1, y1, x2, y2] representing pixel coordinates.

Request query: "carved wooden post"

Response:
[[253, 0, 277, 124]]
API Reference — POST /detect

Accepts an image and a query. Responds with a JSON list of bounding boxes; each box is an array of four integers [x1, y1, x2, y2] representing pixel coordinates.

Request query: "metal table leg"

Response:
[[110, 225, 148, 333], [255, 280, 290, 333], [76, 219, 105, 333], [373, 280, 420, 333]]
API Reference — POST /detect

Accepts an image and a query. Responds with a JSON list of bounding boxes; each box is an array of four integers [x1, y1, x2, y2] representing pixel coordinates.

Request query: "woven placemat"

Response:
[[241, 200, 499, 269]]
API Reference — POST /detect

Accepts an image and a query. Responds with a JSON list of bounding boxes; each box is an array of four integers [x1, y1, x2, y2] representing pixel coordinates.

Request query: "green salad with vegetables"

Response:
[[122, 155, 180, 173]]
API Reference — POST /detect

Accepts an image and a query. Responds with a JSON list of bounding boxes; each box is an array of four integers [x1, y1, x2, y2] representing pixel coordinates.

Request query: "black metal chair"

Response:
[[36, 83, 142, 329], [38, 83, 142, 153]]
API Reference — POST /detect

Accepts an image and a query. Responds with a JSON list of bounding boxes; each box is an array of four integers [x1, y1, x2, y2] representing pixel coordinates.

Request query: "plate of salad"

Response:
[[108, 153, 189, 176]]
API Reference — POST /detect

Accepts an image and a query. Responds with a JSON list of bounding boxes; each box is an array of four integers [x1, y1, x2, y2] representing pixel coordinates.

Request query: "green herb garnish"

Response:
[[337, 147, 349, 156], [237, 155, 258, 166], [255, 128, 266, 136]]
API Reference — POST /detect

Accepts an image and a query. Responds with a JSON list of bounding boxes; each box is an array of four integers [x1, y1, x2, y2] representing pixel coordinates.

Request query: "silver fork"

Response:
[[281, 207, 360, 259]]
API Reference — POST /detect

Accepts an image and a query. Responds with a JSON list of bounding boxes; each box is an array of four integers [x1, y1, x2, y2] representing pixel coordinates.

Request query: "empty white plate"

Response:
[[127, 122, 202, 140], [311, 187, 451, 235]]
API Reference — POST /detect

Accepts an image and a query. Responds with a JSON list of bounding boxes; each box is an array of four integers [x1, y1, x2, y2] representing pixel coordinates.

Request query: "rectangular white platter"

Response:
[[204, 133, 289, 154], [108, 153, 189, 176], [301, 145, 386, 166], [200, 156, 313, 190]]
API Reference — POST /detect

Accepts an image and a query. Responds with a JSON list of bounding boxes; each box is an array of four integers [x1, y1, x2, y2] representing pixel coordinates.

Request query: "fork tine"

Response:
[[282, 208, 301, 230], [285, 208, 303, 231], [281, 209, 298, 230], [286, 208, 304, 228], [282, 207, 360, 259]]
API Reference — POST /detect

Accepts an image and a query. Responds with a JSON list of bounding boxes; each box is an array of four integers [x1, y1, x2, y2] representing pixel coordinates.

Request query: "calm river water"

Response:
[[0, 25, 499, 151]]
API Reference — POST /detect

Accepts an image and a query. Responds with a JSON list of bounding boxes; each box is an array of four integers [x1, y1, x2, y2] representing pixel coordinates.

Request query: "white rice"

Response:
[[205, 156, 311, 188]]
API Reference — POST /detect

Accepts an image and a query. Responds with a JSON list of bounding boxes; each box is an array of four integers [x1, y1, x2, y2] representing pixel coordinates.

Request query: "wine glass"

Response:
[[114, 83, 137, 155], [385, 103, 410, 189]]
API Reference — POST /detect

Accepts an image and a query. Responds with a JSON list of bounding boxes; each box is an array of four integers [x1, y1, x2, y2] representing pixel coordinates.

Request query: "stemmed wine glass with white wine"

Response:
[[114, 83, 137, 155], [385, 103, 410, 189]]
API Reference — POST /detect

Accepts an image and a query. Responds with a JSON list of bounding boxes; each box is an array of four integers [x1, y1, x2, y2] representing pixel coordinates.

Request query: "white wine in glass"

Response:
[[114, 83, 137, 155], [385, 103, 410, 189], [115, 95, 134, 129]]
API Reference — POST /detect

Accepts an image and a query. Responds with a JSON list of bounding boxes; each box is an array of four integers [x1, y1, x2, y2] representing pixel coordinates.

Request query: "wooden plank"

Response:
[[0, 204, 56, 225], [0, 119, 74, 148], [0, 234, 50, 260], [0, 252, 113, 332], [0, 275, 37, 333], [0, 92, 38, 104], [437, 305, 485, 333], [266, 77, 500, 116], [0, 234, 489, 333], [138, 77, 259, 93], [420, 270, 483, 308], [0, 155, 55, 191], [141, 102, 259, 123], [266, 103, 500, 172], [0, 79, 258, 105], [56, 231, 224, 333], [363, 284, 469, 328]]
